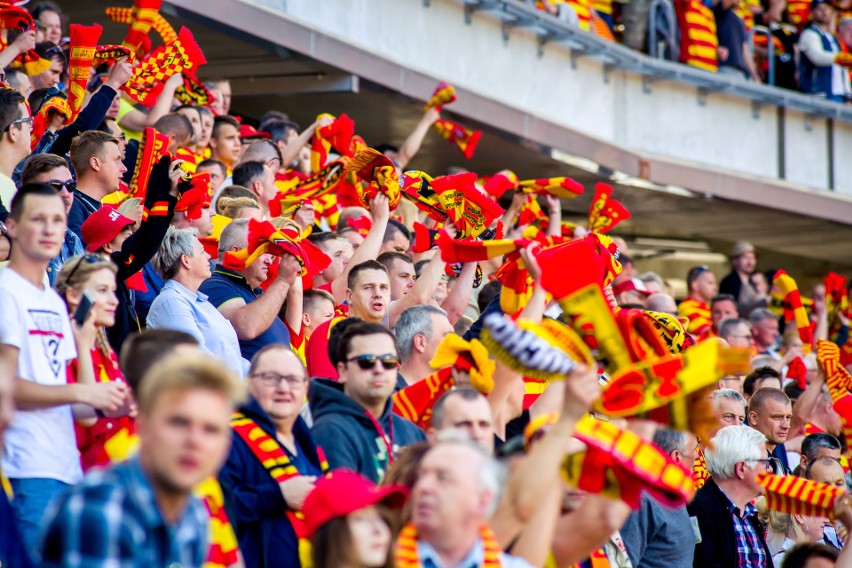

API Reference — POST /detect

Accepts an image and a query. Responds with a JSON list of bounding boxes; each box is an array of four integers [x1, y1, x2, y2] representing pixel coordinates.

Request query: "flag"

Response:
[[222, 219, 328, 274], [758, 472, 845, 519], [93, 44, 135, 65], [105, 3, 177, 47], [587, 182, 630, 234], [343, 148, 401, 210], [311, 113, 355, 172], [402, 171, 446, 222], [175, 172, 211, 221], [433, 118, 481, 159], [483, 170, 519, 198], [425, 81, 456, 111], [31, 95, 71, 152], [68, 24, 103, 122], [431, 172, 503, 239], [175, 72, 211, 106], [518, 176, 584, 200], [773, 270, 813, 353], [428, 333, 496, 394]]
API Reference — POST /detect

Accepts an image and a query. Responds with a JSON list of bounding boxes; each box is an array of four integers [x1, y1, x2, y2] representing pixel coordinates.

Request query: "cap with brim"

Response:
[[81, 206, 134, 252], [730, 241, 755, 258], [239, 124, 271, 140], [301, 470, 408, 538]]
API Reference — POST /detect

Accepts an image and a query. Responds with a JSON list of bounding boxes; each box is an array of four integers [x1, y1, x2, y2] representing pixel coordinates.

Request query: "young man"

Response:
[[67, 131, 127, 243], [210, 115, 241, 174], [678, 265, 718, 339], [232, 160, 277, 218], [0, 184, 129, 550], [308, 322, 426, 482], [0, 88, 32, 208], [38, 353, 245, 567], [748, 387, 793, 474]]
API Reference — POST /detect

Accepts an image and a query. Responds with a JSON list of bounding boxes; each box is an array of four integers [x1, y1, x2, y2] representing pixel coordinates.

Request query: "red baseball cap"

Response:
[[81, 206, 134, 252], [239, 123, 270, 140], [301, 470, 408, 538], [612, 277, 652, 297]]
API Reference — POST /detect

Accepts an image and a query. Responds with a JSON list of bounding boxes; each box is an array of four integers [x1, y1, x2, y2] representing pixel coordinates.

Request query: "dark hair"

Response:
[[259, 110, 292, 130], [327, 318, 363, 368], [711, 293, 737, 306], [34, 41, 65, 66], [28, 87, 65, 115], [119, 329, 199, 395], [9, 183, 62, 221], [307, 231, 342, 247], [743, 366, 783, 396], [377, 251, 413, 271], [801, 433, 842, 461], [197, 158, 226, 178], [347, 259, 389, 291], [0, 87, 24, 133], [781, 542, 838, 568], [21, 153, 67, 184], [686, 265, 710, 289], [30, 1, 63, 21], [374, 143, 399, 155], [477, 280, 502, 314], [311, 512, 394, 568], [336, 321, 397, 366], [174, 104, 202, 120], [263, 120, 300, 143], [383, 218, 411, 245], [431, 388, 483, 430], [212, 115, 240, 138], [232, 160, 266, 188], [153, 113, 193, 143]]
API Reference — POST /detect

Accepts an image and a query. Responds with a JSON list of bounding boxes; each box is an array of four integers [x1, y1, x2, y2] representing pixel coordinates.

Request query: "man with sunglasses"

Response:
[[0, 88, 32, 210], [21, 154, 83, 285], [308, 321, 426, 482], [688, 425, 771, 567]]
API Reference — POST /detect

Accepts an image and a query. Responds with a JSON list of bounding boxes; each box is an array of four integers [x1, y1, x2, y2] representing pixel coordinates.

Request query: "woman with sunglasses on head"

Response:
[[302, 470, 407, 568], [55, 253, 134, 471]]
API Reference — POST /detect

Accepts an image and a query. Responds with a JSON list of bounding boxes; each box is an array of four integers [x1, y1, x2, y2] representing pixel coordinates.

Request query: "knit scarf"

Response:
[[395, 523, 503, 568]]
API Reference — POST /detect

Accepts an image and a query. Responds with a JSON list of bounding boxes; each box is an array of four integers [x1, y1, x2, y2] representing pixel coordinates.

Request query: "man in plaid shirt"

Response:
[[37, 352, 245, 567], [688, 426, 772, 567]]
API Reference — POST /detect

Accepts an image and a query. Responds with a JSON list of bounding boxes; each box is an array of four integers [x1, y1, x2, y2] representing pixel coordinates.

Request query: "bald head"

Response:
[[806, 456, 846, 489]]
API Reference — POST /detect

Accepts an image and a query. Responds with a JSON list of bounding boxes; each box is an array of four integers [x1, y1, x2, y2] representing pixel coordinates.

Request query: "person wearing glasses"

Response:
[[219, 344, 325, 568], [309, 322, 427, 483], [20, 154, 83, 285], [749, 388, 794, 475], [0, 88, 32, 209], [687, 425, 773, 568]]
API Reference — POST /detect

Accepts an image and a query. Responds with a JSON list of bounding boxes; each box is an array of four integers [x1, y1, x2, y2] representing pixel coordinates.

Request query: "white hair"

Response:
[[704, 425, 766, 479], [712, 388, 747, 410], [434, 430, 506, 517]]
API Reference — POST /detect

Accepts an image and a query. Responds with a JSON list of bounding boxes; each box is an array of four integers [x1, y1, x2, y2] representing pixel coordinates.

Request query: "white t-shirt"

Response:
[[0, 267, 82, 484]]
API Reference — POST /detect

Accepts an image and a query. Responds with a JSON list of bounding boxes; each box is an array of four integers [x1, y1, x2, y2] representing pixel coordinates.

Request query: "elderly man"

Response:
[[38, 353, 244, 566], [219, 344, 325, 568], [408, 437, 533, 567], [718, 318, 754, 351], [712, 388, 748, 428], [687, 425, 771, 567], [749, 309, 781, 358], [748, 387, 793, 474], [200, 218, 300, 361], [396, 305, 455, 388]]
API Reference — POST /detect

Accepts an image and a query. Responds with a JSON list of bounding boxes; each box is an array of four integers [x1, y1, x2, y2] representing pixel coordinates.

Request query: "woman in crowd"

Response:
[[303, 470, 407, 568], [147, 226, 246, 376], [55, 253, 134, 471]]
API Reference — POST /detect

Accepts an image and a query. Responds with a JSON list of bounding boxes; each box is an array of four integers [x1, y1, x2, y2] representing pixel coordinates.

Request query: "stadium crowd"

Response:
[[4, 1, 852, 568]]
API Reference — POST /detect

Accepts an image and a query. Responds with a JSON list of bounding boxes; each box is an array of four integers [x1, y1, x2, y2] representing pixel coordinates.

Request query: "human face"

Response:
[[198, 112, 213, 148], [692, 271, 718, 303], [711, 299, 738, 330], [248, 349, 307, 423], [259, 165, 278, 210], [318, 238, 351, 282], [79, 267, 119, 328], [105, 224, 134, 254], [733, 251, 757, 274], [813, 2, 833, 24], [9, 103, 32, 160], [433, 394, 495, 454], [380, 232, 410, 255], [212, 124, 241, 166], [7, 193, 66, 261], [31, 166, 75, 214], [96, 142, 127, 192], [749, 399, 791, 445], [213, 81, 232, 114], [242, 253, 273, 289], [341, 229, 364, 249], [726, 323, 754, 349], [388, 258, 415, 301], [413, 444, 490, 540], [186, 237, 212, 282], [304, 298, 334, 336], [32, 59, 63, 90], [752, 318, 779, 350], [138, 388, 232, 494], [715, 397, 746, 427], [423, 313, 454, 360], [177, 108, 201, 144], [197, 164, 224, 192], [37, 10, 62, 44], [339, 333, 398, 412], [809, 459, 846, 489], [347, 505, 392, 568], [347, 269, 391, 323]]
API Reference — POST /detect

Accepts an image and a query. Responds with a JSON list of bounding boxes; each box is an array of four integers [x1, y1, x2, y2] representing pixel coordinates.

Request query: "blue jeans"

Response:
[[8, 478, 70, 551]]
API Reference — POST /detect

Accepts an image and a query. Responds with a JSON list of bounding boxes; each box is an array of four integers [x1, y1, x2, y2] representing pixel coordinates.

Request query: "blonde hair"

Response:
[[270, 216, 300, 232], [55, 254, 118, 356], [137, 352, 246, 415], [117, 197, 143, 223], [218, 195, 258, 219]]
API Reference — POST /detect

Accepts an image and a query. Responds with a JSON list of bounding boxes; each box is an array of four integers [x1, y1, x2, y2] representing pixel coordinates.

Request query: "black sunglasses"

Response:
[[47, 179, 76, 193], [65, 254, 102, 283], [346, 354, 399, 371]]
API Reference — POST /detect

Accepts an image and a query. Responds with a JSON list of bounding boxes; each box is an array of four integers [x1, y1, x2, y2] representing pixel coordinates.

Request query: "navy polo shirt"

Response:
[[199, 265, 290, 361]]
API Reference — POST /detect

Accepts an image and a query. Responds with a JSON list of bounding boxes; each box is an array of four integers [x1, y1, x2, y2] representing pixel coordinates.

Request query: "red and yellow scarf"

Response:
[[395, 523, 503, 568]]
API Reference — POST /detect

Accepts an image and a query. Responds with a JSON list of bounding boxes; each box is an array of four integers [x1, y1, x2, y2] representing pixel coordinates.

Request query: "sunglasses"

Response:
[[47, 179, 76, 193], [64, 254, 103, 284], [346, 354, 399, 371]]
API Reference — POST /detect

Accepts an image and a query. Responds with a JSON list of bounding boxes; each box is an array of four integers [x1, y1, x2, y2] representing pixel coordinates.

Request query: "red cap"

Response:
[[81, 206, 134, 252], [301, 470, 408, 538], [239, 123, 270, 140], [612, 277, 651, 297]]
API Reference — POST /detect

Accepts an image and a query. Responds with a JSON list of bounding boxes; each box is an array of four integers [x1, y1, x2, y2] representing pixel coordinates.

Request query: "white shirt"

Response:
[[0, 267, 82, 483], [799, 26, 852, 97], [0, 173, 16, 209]]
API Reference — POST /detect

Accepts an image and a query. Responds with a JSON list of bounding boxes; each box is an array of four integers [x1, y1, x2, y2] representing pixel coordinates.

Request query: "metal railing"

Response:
[[648, 0, 679, 61]]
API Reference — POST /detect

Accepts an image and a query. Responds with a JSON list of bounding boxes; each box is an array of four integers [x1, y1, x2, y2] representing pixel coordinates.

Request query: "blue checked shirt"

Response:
[[37, 456, 209, 568], [729, 501, 767, 568]]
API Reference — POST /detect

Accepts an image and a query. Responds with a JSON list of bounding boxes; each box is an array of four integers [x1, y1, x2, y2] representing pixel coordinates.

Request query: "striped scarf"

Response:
[[395, 523, 502, 568]]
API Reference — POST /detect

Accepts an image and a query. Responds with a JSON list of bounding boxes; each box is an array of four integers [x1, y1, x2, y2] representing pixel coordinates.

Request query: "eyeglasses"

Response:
[[746, 458, 775, 471], [5, 116, 33, 132], [64, 254, 103, 284], [250, 371, 307, 389], [47, 179, 76, 193], [346, 354, 399, 371]]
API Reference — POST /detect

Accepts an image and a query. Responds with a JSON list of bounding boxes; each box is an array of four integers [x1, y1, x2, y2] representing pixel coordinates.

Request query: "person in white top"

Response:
[[798, 0, 852, 102], [0, 184, 130, 550]]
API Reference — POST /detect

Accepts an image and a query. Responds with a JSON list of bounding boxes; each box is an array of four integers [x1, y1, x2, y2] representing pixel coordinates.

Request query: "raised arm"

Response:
[[331, 194, 390, 303]]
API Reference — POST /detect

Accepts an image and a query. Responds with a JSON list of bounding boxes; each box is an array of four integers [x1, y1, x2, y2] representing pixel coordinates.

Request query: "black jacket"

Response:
[[308, 378, 426, 483], [219, 397, 323, 568], [687, 477, 771, 568]]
